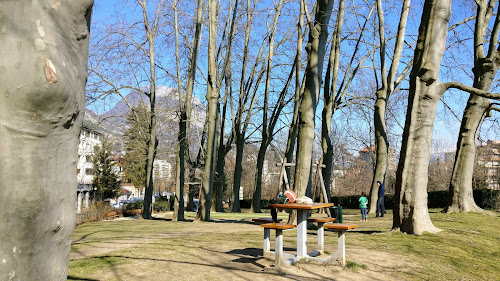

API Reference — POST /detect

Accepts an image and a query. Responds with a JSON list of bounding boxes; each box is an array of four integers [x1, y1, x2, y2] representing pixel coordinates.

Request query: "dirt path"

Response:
[[70, 216, 419, 281]]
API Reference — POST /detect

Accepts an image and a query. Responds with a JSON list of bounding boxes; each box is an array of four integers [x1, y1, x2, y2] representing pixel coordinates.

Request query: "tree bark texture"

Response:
[[198, 0, 218, 221], [369, 0, 411, 214], [321, 0, 345, 203], [251, 144, 267, 213], [369, 92, 389, 213], [295, 0, 334, 197], [174, 0, 203, 220], [141, 1, 159, 220], [0, 1, 93, 279], [394, 0, 451, 234], [445, 0, 500, 213]]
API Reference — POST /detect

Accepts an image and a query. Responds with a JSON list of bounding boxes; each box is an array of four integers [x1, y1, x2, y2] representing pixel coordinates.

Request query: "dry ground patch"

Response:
[[68, 209, 499, 281]]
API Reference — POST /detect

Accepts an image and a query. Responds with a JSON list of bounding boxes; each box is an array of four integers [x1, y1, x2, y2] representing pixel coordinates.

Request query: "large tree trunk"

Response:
[[252, 145, 267, 213], [369, 0, 411, 214], [197, 0, 218, 221], [284, 0, 304, 187], [393, 0, 451, 235], [369, 91, 389, 213], [232, 138, 244, 212], [295, 0, 334, 196], [444, 0, 500, 213], [0, 1, 93, 279], [321, 0, 345, 203], [445, 96, 489, 213]]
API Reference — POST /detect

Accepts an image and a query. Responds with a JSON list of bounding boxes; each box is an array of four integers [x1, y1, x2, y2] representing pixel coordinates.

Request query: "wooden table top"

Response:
[[268, 202, 334, 210]]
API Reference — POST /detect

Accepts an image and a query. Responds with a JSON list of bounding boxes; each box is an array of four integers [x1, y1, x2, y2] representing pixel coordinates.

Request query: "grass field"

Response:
[[68, 209, 500, 281]]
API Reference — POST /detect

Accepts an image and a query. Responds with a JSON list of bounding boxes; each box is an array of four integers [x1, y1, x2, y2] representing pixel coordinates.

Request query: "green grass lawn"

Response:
[[69, 209, 500, 281]]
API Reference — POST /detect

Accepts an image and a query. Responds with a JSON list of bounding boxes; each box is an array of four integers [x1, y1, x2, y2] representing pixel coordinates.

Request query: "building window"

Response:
[[86, 155, 92, 163], [85, 168, 93, 175], [77, 169, 80, 175]]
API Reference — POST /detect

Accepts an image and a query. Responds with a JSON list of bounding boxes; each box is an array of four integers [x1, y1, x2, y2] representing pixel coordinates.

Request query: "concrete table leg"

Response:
[[318, 222, 325, 252], [338, 231, 346, 267], [296, 209, 308, 258], [263, 228, 271, 255], [275, 229, 283, 266]]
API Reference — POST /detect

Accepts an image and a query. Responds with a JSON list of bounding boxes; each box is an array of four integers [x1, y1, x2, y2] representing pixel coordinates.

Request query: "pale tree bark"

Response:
[[138, 0, 163, 219], [444, 0, 500, 213], [173, 0, 204, 221], [294, 0, 334, 197], [197, 0, 218, 221], [368, 0, 411, 214], [0, 1, 93, 279], [394, 0, 451, 234]]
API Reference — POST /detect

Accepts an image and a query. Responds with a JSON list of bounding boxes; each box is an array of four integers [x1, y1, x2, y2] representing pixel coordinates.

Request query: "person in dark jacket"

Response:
[[376, 180, 386, 217]]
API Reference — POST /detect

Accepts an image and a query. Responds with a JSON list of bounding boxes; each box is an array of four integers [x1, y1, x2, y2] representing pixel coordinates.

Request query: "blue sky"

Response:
[[86, 0, 500, 153]]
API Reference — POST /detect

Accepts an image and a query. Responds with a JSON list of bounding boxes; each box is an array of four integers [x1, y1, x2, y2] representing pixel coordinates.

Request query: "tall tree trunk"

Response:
[[444, 0, 500, 213], [445, 96, 490, 213], [174, 0, 203, 221], [369, 91, 389, 212], [197, 0, 218, 221], [369, 0, 411, 214], [140, 0, 161, 220], [232, 138, 244, 212], [393, 0, 451, 234], [321, 0, 345, 203], [252, 145, 267, 213], [231, 0, 256, 213], [284, 0, 305, 186], [0, 1, 93, 279], [250, 0, 284, 213], [295, 0, 334, 196]]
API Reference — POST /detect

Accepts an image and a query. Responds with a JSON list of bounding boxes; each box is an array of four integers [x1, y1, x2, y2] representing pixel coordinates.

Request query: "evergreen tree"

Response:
[[93, 138, 121, 200], [122, 104, 150, 189]]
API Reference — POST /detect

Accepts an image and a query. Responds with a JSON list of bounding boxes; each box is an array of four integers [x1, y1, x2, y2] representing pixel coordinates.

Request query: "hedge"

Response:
[[240, 189, 499, 211]]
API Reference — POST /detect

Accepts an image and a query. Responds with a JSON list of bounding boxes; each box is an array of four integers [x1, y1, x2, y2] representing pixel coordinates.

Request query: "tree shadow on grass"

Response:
[[67, 275, 100, 281], [82, 254, 328, 281], [349, 230, 385, 235]]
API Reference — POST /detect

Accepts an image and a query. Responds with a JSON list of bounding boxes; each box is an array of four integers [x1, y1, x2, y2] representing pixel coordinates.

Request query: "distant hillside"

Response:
[[84, 86, 206, 157]]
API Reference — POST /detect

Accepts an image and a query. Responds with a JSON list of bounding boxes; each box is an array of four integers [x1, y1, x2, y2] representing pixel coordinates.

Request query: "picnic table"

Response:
[[268, 202, 334, 264]]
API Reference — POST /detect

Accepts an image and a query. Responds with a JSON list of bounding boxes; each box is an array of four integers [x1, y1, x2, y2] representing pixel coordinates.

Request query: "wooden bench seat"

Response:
[[307, 217, 336, 252], [260, 223, 296, 266], [307, 217, 336, 223], [252, 217, 282, 223], [105, 211, 119, 220], [324, 223, 358, 267]]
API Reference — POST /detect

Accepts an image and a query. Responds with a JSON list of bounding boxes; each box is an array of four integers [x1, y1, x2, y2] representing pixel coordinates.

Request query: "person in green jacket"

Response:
[[359, 192, 368, 221]]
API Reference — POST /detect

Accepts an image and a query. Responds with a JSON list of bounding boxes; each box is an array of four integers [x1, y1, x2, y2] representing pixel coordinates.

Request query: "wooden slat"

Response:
[[252, 218, 282, 223], [324, 223, 359, 230], [307, 217, 336, 223], [260, 223, 296, 230]]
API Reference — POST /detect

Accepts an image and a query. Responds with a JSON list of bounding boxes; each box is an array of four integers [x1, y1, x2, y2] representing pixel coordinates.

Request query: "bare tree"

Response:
[[172, 0, 204, 221], [444, 0, 500, 213], [197, 0, 219, 221], [394, 0, 500, 234], [368, 0, 411, 214], [0, 1, 93, 279], [294, 0, 334, 197]]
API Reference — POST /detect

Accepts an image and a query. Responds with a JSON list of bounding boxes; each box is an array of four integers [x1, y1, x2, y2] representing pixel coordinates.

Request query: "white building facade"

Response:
[[76, 126, 102, 212]]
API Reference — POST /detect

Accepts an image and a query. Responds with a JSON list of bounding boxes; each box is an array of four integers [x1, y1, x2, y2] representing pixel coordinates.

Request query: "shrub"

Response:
[[124, 200, 143, 210], [75, 202, 114, 225], [153, 201, 170, 212]]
